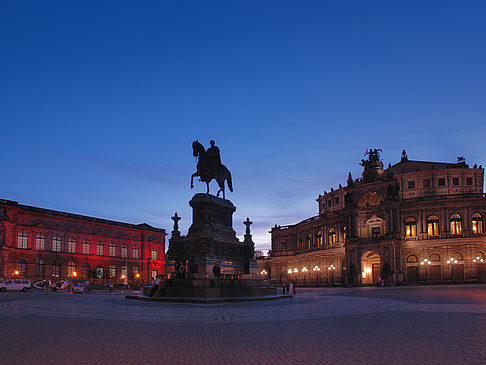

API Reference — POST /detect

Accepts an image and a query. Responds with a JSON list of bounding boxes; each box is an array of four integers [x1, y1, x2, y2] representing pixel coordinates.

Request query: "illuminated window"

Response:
[[35, 260, 44, 277], [68, 262, 76, 277], [299, 238, 303, 250], [36, 234, 45, 250], [52, 236, 61, 252], [407, 255, 418, 263], [121, 266, 127, 277], [53, 264, 61, 278], [17, 259, 27, 276], [151, 248, 158, 260], [450, 214, 463, 235], [405, 217, 417, 237], [109, 266, 116, 278], [316, 231, 322, 247], [17, 232, 28, 249], [328, 228, 336, 246], [122, 246, 128, 258], [83, 263, 90, 278], [97, 243, 104, 256], [472, 213, 483, 234], [68, 239, 76, 253], [83, 241, 90, 255], [307, 233, 311, 249], [343, 226, 347, 242], [133, 246, 139, 259], [427, 215, 440, 236], [109, 244, 116, 257]]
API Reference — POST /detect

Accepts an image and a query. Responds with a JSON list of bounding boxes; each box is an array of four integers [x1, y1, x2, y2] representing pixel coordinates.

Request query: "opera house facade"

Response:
[[267, 150, 486, 286]]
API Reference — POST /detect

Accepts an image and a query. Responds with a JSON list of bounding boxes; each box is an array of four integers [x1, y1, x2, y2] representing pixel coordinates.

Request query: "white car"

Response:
[[0, 279, 32, 292]]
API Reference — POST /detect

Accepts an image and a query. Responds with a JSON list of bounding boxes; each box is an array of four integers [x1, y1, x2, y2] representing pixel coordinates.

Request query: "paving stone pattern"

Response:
[[1, 285, 486, 364]]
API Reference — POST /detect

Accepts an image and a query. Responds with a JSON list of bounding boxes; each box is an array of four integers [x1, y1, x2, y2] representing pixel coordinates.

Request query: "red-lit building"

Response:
[[0, 199, 166, 286]]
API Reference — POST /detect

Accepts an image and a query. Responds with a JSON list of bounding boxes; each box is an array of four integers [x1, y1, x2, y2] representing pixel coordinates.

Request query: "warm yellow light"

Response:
[[121, 275, 125, 279], [73, 271, 77, 277], [293, 268, 298, 273], [14, 270, 19, 275], [287, 269, 292, 274], [135, 273, 140, 278], [362, 272, 366, 278]]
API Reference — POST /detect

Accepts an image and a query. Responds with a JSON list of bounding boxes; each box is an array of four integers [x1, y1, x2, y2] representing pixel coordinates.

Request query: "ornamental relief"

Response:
[[358, 192, 384, 209]]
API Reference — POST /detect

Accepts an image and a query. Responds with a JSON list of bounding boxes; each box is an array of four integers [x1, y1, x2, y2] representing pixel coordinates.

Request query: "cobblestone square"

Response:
[[1, 285, 486, 364]]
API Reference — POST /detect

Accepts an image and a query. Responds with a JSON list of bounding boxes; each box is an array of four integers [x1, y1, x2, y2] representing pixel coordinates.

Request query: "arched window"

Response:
[[52, 263, 61, 278], [36, 234, 45, 250], [109, 265, 116, 278], [450, 214, 463, 235], [121, 246, 128, 258], [343, 226, 347, 242], [17, 232, 28, 249], [133, 267, 139, 277], [35, 260, 45, 277], [307, 233, 311, 249], [472, 213, 483, 234], [405, 217, 417, 237], [83, 240, 91, 255], [17, 259, 27, 276], [83, 263, 90, 278], [427, 215, 440, 236], [109, 244, 116, 257], [68, 239, 76, 253], [68, 262, 76, 277], [407, 255, 418, 263], [429, 254, 441, 262], [52, 236, 61, 252], [474, 252, 485, 263], [452, 252, 463, 261], [328, 228, 336, 246], [316, 231, 322, 247], [299, 238, 303, 250], [133, 246, 139, 259], [97, 243, 104, 256]]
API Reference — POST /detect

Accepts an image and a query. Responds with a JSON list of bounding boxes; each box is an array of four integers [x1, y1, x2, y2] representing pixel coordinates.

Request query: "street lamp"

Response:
[[420, 259, 431, 282], [328, 264, 336, 287], [260, 269, 267, 276], [446, 257, 457, 283], [313, 265, 320, 284], [473, 256, 484, 282], [72, 271, 77, 278], [301, 267, 308, 285]]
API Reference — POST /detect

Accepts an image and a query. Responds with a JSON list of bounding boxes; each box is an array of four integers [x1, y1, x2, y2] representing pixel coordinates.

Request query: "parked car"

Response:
[[0, 279, 32, 292]]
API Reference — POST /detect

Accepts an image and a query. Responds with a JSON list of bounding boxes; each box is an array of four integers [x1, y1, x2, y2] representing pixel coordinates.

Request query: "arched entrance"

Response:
[[361, 251, 381, 285]]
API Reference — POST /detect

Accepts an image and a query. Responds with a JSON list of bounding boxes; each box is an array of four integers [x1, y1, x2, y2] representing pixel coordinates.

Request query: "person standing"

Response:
[[108, 281, 113, 295], [288, 282, 294, 296], [212, 262, 221, 288], [43, 279, 49, 295]]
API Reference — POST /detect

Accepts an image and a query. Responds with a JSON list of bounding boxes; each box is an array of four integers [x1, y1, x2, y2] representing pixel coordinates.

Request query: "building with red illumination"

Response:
[[267, 150, 486, 286], [0, 199, 166, 286]]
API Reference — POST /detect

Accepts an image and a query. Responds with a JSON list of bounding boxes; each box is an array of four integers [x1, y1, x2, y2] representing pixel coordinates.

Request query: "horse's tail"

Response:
[[226, 168, 233, 192]]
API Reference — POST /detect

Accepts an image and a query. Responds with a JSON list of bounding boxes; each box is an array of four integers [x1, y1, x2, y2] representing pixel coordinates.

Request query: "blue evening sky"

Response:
[[1, 1, 485, 252]]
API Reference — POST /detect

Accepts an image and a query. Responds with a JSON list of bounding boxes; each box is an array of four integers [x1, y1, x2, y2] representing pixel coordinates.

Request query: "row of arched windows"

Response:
[[16, 233, 141, 258], [406, 252, 485, 263], [297, 227, 346, 251], [15, 258, 140, 279], [405, 213, 483, 238]]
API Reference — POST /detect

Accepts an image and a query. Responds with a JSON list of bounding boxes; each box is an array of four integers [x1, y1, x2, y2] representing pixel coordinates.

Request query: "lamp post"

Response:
[[313, 265, 320, 285], [473, 256, 484, 282], [301, 266, 308, 285], [328, 264, 336, 287], [446, 257, 457, 283], [420, 259, 431, 283]]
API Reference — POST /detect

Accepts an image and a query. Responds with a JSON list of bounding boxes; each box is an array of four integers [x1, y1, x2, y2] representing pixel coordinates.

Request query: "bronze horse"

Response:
[[191, 140, 233, 199]]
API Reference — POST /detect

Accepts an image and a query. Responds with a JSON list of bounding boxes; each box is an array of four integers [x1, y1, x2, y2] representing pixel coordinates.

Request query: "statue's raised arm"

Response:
[[190, 140, 233, 199]]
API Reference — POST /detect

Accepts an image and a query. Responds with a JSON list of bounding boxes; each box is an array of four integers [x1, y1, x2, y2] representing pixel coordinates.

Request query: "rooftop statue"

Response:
[[191, 140, 233, 199]]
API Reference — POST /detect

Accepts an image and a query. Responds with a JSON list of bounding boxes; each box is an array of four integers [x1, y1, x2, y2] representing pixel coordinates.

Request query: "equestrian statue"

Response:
[[191, 140, 233, 199]]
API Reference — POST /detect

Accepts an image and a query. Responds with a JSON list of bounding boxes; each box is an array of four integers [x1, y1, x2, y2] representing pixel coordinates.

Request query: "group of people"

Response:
[[282, 281, 296, 295], [148, 275, 166, 297]]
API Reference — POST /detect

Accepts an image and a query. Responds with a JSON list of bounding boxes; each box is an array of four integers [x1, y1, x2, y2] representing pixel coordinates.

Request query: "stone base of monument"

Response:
[[126, 193, 281, 303]]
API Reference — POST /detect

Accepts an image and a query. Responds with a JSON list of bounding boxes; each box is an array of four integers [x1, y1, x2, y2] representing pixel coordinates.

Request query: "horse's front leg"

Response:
[[206, 181, 210, 194], [191, 172, 198, 189]]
